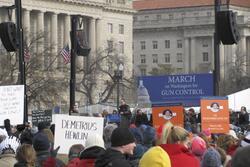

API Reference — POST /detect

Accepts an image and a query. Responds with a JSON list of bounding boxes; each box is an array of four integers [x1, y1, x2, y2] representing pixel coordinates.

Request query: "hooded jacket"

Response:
[[95, 148, 133, 167], [160, 144, 200, 167]]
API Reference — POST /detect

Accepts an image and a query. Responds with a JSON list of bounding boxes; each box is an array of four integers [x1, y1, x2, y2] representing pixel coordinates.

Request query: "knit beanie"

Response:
[[201, 148, 221, 167], [232, 146, 250, 167], [0, 136, 20, 154], [111, 127, 135, 147], [32, 132, 50, 152], [84, 133, 105, 150], [139, 146, 171, 167], [240, 133, 250, 147], [191, 136, 207, 156]]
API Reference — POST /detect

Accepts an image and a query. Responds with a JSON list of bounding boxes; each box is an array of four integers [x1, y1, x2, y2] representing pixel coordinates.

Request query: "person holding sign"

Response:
[[95, 127, 136, 167], [118, 99, 132, 128]]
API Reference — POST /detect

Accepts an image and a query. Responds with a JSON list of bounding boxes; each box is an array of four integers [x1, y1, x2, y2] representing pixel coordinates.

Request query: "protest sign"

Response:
[[0, 85, 24, 126], [32, 109, 52, 126], [152, 103, 184, 130], [201, 97, 229, 134], [54, 114, 104, 154]]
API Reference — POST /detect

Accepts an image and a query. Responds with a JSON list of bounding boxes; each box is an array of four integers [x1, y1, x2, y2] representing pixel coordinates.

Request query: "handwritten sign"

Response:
[[32, 110, 52, 126], [0, 85, 24, 126], [54, 114, 104, 154]]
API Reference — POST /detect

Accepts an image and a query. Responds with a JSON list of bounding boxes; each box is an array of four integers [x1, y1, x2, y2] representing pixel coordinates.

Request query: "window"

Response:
[[117, 0, 125, 4], [177, 53, 183, 62], [140, 68, 146, 76], [165, 40, 170, 48], [207, 12, 212, 17], [140, 54, 146, 64], [156, 14, 161, 20], [152, 41, 158, 49], [164, 53, 170, 63], [119, 24, 124, 34], [108, 23, 113, 33], [203, 43, 208, 47], [145, 16, 149, 19], [203, 52, 209, 62], [107, 40, 113, 51], [140, 41, 146, 50], [152, 54, 158, 63], [133, 16, 137, 21], [118, 41, 124, 54], [177, 40, 182, 48], [169, 14, 174, 19]]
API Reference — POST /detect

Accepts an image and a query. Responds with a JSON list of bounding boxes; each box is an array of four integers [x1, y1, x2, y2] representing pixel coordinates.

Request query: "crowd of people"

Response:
[[0, 101, 250, 167]]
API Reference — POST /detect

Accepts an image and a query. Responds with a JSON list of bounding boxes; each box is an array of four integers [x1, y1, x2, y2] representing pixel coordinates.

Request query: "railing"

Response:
[[134, 16, 215, 28]]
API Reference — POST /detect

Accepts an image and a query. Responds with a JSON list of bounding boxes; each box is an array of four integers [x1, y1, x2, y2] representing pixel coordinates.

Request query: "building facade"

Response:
[[133, 0, 250, 80], [0, 0, 134, 112]]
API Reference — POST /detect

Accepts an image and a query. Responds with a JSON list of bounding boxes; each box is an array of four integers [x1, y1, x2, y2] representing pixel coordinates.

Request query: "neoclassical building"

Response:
[[133, 0, 250, 80], [0, 0, 134, 111]]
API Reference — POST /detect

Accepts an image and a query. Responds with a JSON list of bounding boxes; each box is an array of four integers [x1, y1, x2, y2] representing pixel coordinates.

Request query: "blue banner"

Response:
[[138, 73, 214, 107]]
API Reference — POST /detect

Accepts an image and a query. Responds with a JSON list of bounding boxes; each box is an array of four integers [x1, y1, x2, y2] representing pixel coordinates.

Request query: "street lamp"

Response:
[[114, 64, 124, 110]]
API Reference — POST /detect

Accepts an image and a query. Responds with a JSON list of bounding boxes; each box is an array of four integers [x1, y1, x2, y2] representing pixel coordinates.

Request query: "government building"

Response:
[[0, 0, 134, 112], [133, 0, 250, 81]]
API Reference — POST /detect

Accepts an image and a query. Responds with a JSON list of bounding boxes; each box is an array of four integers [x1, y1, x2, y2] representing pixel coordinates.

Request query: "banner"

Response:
[[54, 114, 104, 154], [201, 97, 229, 134], [0, 85, 24, 126], [152, 103, 184, 130], [32, 110, 52, 126], [139, 73, 213, 106]]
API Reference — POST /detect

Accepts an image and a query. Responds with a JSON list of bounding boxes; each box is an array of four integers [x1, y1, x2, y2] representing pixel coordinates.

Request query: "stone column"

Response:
[[37, 10, 45, 68], [51, 12, 58, 69], [64, 14, 71, 45], [240, 36, 247, 75], [190, 37, 196, 72], [184, 37, 190, 73], [89, 17, 96, 58], [220, 44, 225, 80], [211, 36, 214, 70], [96, 18, 102, 51], [23, 9, 31, 44]]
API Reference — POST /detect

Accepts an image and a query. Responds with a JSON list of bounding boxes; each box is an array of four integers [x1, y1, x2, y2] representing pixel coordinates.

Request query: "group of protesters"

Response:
[[0, 100, 250, 167]]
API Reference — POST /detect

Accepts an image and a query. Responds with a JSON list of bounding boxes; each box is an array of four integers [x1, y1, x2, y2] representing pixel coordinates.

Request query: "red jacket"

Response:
[[160, 144, 200, 167], [66, 158, 95, 167]]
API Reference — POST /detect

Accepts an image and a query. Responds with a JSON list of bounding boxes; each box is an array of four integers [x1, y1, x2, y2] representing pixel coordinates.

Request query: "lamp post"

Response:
[[114, 64, 124, 111]]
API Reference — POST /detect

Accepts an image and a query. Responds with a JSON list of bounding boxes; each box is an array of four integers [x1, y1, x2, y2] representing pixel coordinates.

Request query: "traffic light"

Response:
[[0, 22, 18, 52], [216, 10, 240, 45]]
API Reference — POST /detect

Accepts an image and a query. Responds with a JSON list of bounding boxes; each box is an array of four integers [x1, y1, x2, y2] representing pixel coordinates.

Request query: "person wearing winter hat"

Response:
[[139, 146, 171, 167], [0, 136, 20, 167], [33, 132, 65, 167], [95, 127, 136, 167], [191, 136, 207, 161], [73, 133, 106, 167], [201, 148, 222, 167], [231, 145, 250, 167]]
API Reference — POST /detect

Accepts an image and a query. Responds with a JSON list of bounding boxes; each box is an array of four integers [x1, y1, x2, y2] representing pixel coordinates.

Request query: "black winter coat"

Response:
[[95, 148, 133, 167]]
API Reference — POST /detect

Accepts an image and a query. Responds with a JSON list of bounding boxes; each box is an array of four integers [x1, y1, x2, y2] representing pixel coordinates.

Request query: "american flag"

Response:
[[24, 44, 31, 62], [60, 44, 71, 64]]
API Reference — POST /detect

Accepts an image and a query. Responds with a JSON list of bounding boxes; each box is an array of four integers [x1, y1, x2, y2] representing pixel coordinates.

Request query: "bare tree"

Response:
[[220, 47, 250, 95], [75, 44, 134, 105]]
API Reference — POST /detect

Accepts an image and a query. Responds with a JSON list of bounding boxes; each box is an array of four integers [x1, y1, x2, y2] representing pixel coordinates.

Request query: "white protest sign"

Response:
[[54, 114, 104, 154], [0, 85, 24, 126]]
